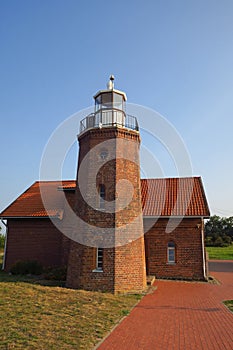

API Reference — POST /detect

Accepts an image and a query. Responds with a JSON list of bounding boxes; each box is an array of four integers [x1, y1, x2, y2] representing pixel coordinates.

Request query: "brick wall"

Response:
[[4, 219, 63, 271], [66, 243, 115, 292], [144, 218, 206, 280], [114, 237, 146, 293], [66, 127, 147, 293], [3, 213, 206, 284]]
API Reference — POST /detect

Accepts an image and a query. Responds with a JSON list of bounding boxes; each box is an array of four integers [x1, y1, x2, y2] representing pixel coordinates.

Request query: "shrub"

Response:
[[10, 260, 43, 275], [205, 236, 213, 246], [43, 266, 67, 281], [205, 215, 233, 247], [213, 236, 225, 247], [222, 235, 232, 246]]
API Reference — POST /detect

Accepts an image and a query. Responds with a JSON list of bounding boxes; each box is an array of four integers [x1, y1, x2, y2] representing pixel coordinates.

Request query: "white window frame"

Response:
[[93, 248, 103, 272]]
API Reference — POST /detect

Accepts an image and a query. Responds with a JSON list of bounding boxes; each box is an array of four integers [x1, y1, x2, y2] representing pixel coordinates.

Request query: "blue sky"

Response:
[[0, 0, 233, 217]]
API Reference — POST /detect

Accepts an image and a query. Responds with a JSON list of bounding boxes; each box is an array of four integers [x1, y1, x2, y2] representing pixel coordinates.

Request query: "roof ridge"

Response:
[[26, 178, 203, 185], [36, 179, 75, 183], [141, 176, 201, 181], [0, 177, 210, 219]]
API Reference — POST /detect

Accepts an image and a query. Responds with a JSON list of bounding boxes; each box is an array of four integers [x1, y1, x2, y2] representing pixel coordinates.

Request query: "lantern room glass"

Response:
[[94, 91, 126, 127], [95, 92, 125, 112]]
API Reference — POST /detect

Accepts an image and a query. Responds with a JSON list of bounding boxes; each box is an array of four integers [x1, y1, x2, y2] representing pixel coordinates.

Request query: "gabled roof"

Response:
[[0, 181, 74, 219], [0, 177, 210, 219], [141, 177, 210, 217]]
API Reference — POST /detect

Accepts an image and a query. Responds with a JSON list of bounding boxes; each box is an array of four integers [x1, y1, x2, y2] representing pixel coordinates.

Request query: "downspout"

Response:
[[1, 219, 7, 270], [201, 217, 207, 280]]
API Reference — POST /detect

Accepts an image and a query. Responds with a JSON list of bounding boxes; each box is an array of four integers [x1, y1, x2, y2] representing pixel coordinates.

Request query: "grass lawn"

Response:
[[0, 251, 142, 349], [206, 245, 233, 260], [223, 300, 233, 313]]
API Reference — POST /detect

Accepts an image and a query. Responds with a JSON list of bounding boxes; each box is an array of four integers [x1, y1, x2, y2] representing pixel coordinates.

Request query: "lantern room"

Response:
[[79, 75, 138, 134]]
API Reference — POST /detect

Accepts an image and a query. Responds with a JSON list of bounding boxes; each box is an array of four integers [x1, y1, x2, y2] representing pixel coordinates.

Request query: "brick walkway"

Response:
[[97, 263, 233, 350]]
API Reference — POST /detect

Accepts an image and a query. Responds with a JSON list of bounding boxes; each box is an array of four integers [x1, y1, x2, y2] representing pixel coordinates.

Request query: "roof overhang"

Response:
[[0, 215, 63, 220], [93, 88, 127, 101]]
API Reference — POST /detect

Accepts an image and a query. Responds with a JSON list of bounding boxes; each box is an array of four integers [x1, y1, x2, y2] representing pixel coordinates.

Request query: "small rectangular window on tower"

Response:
[[99, 184, 105, 209], [96, 248, 103, 271]]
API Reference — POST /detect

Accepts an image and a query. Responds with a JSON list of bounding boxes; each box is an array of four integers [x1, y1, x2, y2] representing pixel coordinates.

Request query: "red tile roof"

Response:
[[141, 177, 210, 217], [0, 181, 74, 219], [0, 177, 210, 218]]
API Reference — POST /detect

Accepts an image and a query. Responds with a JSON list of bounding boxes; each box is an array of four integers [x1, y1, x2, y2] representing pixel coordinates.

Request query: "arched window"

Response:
[[167, 242, 176, 264], [99, 184, 105, 209]]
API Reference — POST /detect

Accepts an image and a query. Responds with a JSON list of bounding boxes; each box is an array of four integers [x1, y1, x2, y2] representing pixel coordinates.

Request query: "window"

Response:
[[100, 150, 108, 160], [167, 242, 175, 264], [101, 92, 113, 109], [95, 95, 102, 111], [99, 184, 105, 209], [113, 92, 123, 110], [96, 248, 103, 271]]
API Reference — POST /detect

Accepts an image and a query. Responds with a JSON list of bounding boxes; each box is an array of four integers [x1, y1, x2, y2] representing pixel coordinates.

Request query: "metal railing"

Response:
[[80, 108, 139, 134]]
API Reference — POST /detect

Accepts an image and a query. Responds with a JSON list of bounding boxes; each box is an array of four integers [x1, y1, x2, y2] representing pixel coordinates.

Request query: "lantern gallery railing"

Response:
[[79, 109, 139, 134]]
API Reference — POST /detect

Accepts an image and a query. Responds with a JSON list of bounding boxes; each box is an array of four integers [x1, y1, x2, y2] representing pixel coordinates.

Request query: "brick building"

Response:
[[0, 77, 210, 293]]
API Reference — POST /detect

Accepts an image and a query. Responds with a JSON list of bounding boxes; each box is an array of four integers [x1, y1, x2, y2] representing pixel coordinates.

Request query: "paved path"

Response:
[[209, 260, 233, 273], [97, 261, 233, 350]]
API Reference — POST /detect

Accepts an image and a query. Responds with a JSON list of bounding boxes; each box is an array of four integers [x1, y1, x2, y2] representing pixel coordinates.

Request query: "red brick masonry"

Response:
[[97, 262, 233, 350], [4, 219, 63, 269], [144, 218, 206, 280], [66, 127, 147, 293]]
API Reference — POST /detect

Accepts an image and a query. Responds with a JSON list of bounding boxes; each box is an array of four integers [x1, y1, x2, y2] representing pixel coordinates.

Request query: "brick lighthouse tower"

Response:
[[66, 76, 147, 293]]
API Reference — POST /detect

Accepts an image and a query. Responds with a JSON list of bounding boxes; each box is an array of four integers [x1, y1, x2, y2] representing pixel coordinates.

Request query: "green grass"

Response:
[[206, 245, 233, 260], [0, 251, 141, 349], [223, 300, 233, 313]]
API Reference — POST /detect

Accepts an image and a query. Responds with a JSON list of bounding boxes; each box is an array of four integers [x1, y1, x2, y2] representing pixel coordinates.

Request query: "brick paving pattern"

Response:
[[97, 262, 233, 350]]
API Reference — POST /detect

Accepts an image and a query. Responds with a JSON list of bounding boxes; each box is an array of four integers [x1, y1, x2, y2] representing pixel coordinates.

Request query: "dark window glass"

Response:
[[97, 248, 103, 270], [99, 184, 105, 209], [168, 242, 175, 263]]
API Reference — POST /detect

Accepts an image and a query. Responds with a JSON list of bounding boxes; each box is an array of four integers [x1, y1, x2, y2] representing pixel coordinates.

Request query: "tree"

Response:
[[205, 215, 233, 247], [0, 233, 5, 249]]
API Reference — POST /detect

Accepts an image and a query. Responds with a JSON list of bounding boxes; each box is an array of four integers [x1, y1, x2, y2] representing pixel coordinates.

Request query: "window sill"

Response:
[[167, 262, 176, 265], [92, 269, 103, 273]]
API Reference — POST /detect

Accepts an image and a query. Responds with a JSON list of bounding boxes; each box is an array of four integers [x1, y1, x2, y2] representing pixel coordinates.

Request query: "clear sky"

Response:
[[0, 0, 233, 218]]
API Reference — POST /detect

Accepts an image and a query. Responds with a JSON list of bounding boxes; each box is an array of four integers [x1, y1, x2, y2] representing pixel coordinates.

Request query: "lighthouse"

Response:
[[66, 76, 147, 293]]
